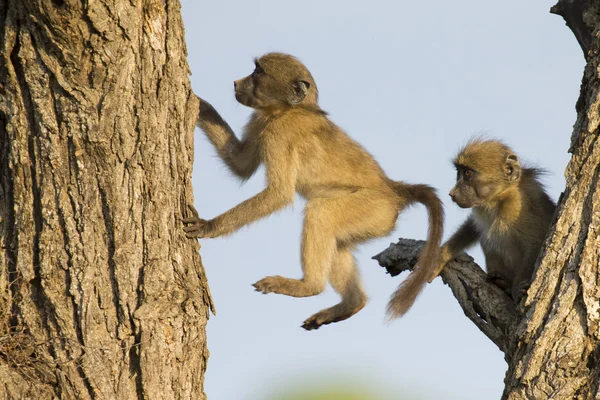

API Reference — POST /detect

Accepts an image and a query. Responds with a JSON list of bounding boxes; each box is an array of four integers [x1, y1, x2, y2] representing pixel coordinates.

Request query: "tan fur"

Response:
[[184, 53, 443, 329], [429, 139, 556, 301]]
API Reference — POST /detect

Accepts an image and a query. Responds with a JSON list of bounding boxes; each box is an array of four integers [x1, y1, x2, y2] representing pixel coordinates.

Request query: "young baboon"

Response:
[[429, 139, 556, 301], [184, 53, 443, 329]]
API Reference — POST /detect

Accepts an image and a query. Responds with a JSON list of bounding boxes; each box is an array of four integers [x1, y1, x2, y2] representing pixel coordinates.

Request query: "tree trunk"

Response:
[[375, 1, 600, 398], [501, 1, 600, 397], [0, 0, 213, 399]]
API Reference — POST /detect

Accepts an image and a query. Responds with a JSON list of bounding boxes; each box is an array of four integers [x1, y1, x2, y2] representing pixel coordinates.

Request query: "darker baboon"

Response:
[[429, 139, 556, 301]]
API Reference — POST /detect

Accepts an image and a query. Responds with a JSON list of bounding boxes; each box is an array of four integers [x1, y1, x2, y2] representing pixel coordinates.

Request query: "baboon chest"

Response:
[[473, 211, 522, 270]]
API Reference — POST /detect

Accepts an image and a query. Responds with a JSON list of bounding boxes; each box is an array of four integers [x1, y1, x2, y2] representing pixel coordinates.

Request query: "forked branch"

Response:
[[373, 239, 518, 354]]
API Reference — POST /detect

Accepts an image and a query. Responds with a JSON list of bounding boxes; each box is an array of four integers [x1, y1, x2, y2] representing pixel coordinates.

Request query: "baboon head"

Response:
[[449, 139, 522, 209], [234, 52, 319, 110]]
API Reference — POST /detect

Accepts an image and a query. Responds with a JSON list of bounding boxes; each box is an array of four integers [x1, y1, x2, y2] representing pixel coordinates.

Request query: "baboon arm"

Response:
[[209, 145, 298, 237], [428, 216, 480, 282], [209, 188, 290, 236], [197, 98, 260, 179], [442, 216, 479, 260]]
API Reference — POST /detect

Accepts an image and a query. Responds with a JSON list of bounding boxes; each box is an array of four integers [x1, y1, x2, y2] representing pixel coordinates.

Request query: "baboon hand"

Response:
[[183, 217, 217, 238], [427, 247, 452, 283], [427, 261, 446, 283]]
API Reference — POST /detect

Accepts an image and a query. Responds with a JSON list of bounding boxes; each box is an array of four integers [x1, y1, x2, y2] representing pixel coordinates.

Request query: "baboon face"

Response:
[[449, 166, 491, 208], [234, 53, 317, 110], [449, 140, 522, 209]]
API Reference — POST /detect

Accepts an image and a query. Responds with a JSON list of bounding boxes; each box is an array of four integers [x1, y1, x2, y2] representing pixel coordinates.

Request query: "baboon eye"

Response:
[[463, 169, 473, 179], [253, 63, 264, 75]]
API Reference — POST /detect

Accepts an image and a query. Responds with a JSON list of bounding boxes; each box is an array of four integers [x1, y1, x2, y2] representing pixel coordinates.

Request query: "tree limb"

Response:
[[550, 0, 593, 58], [373, 239, 518, 355]]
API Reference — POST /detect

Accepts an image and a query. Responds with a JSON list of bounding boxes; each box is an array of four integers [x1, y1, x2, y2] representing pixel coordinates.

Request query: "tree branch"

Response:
[[373, 239, 518, 355], [550, 0, 593, 58]]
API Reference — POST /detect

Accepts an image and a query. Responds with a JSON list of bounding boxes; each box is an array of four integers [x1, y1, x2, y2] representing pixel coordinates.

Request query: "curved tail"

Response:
[[387, 183, 444, 320]]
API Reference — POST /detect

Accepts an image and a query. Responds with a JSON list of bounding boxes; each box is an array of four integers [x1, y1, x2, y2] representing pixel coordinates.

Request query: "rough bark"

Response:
[[0, 0, 213, 399], [502, 1, 600, 397], [375, 1, 600, 398]]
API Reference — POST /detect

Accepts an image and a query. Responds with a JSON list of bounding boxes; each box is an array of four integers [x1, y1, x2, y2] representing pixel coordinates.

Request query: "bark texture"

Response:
[[0, 0, 213, 399], [376, 1, 600, 398], [502, 1, 600, 397]]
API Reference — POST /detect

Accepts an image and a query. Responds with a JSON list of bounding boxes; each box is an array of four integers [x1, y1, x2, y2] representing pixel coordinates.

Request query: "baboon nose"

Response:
[[449, 191, 456, 201]]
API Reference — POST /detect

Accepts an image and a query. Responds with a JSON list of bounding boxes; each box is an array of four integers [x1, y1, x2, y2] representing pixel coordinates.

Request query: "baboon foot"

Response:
[[487, 273, 511, 293], [253, 276, 324, 297], [252, 275, 289, 295], [512, 280, 531, 303], [301, 300, 366, 331]]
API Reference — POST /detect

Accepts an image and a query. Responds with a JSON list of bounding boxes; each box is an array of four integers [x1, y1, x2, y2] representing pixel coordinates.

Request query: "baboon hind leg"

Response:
[[302, 247, 367, 330], [485, 252, 512, 296], [253, 211, 335, 298]]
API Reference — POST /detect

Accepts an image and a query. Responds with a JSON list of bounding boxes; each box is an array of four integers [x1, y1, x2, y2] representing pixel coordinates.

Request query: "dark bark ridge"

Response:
[[550, 0, 594, 59]]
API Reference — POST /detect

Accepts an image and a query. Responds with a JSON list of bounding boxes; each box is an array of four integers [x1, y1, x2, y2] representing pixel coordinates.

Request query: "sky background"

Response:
[[180, 1, 584, 399]]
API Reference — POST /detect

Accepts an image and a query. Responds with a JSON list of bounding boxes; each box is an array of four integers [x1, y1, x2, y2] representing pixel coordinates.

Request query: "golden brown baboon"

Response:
[[184, 53, 443, 329], [429, 139, 556, 301]]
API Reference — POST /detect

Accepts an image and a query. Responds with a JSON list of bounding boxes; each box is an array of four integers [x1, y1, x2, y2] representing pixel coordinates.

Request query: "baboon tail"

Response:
[[387, 183, 444, 320]]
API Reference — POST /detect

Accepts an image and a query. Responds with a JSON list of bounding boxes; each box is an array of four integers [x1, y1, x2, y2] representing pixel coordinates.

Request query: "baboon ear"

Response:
[[504, 154, 521, 182], [289, 80, 310, 104]]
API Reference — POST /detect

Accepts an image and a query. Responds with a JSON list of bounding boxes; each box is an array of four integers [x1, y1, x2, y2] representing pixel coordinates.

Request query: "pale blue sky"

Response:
[[180, 1, 582, 398]]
